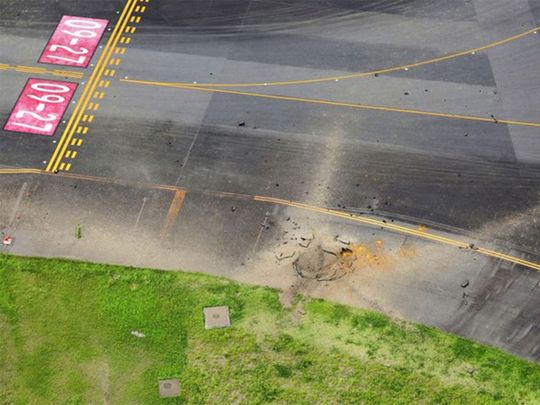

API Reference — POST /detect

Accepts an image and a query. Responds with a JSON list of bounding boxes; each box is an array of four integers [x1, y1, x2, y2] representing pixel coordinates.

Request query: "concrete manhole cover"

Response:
[[158, 379, 180, 398], [203, 306, 231, 329]]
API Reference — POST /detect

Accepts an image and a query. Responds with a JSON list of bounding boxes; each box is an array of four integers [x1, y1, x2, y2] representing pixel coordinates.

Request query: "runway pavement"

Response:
[[1, 0, 540, 361]]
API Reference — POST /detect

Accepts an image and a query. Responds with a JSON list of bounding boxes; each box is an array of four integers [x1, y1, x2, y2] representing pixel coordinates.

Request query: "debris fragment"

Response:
[[335, 236, 350, 245], [238, 121, 246, 127], [130, 330, 145, 338], [299, 239, 312, 248], [276, 251, 295, 261], [2, 235, 13, 246], [461, 280, 470, 288]]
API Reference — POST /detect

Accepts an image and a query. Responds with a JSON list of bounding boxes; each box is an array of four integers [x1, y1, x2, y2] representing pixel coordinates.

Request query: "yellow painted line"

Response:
[[0, 63, 84, 78], [160, 189, 187, 237], [87, 115, 94, 123], [77, 139, 83, 146], [15, 65, 47, 73], [59, 162, 66, 171], [75, 126, 84, 134], [0, 168, 43, 175], [125, 37, 132, 44], [140, 6, 147, 12], [113, 58, 121, 66], [65, 163, 72, 171], [70, 138, 78, 146], [92, 103, 100, 111], [65, 150, 72, 158], [175, 26, 540, 88], [46, 0, 139, 173], [130, 15, 141, 23], [121, 79, 540, 129], [0, 167, 538, 272], [71, 151, 78, 158], [82, 127, 89, 135], [252, 196, 540, 271], [135, 5, 142, 12]]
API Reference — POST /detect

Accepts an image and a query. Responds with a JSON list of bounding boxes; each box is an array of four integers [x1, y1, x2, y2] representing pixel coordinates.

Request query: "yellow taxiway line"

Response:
[[0, 63, 83, 79], [167, 26, 540, 88], [121, 78, 540, 128], [0, 168, 538, 272]]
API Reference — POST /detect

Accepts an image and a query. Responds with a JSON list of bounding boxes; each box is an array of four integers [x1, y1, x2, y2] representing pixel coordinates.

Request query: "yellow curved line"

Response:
[[121, 78, 540, 128], [0, 168, 538, 271], [174, 26, 540, 88], [254, 196, 540, 271]]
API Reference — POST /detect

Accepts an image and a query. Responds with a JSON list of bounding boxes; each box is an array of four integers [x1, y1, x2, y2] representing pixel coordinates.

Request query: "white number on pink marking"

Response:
[[15, 110, 57, 121], [39, 15, 108, 68], [28, 94, 66, 104], [30, 82, 71, 93], [61, 29, 97, 38], [45, 54, 87, 64], [49, 44, 89, 55], [3, 78, 78, 136], [10, 122, 54, 133], [65, 19, 104, 29]]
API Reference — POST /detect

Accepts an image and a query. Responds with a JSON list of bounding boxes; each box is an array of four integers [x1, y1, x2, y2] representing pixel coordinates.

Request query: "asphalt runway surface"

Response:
[[1, 0, 540, 361]]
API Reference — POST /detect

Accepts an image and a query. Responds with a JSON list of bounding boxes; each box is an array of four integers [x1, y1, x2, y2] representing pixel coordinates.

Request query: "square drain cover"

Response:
[[159, 379, 180, 398], [203, 306, 231, 329]]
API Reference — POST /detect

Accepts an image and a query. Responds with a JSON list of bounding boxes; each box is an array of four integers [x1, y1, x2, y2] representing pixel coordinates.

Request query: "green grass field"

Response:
[[1, 255, 539, 404]]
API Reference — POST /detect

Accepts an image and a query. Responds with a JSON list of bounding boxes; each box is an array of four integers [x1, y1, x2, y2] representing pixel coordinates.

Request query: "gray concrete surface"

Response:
[[0, 0, 539, 362]]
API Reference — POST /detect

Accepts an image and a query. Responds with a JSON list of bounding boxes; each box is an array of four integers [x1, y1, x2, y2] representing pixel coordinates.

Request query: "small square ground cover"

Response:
[[159, 379, 181, 398], [203, 305, 231, 329]]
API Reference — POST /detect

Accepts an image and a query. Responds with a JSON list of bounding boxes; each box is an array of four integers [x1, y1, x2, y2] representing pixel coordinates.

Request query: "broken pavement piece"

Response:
[[335, 236, 350, 245], [275, 250, 296, 261], [299, 239, 312, 248]]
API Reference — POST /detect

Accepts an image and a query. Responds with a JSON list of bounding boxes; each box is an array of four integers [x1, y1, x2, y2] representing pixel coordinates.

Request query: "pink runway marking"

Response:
[[39, 15, 108, 68], [4, 79, 78, 136]]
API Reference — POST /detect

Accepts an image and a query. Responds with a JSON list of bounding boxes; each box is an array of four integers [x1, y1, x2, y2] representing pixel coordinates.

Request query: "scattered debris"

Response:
[[467, 368, 476, 376], [231, 206, 236, 212], [468, 243, 478, 250], [238, 121, 246, 127], [490, 114, 498, 123], [159, 379, 181, 398], [75, 224, 82, 239], [461, 280, 470, 288], [2, 235, 13, 246], [130, 330, 145, 338]]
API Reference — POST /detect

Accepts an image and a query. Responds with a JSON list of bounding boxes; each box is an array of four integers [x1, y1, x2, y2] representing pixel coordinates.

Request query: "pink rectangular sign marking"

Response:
[[3, 78, 78, 136], [39, 15, 108, 68]]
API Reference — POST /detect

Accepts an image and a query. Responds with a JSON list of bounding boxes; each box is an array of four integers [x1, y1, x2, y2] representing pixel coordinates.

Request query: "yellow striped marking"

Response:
[[65, 163, 72, 171], [46, 0, 139, 173], [65, 150, 72, 158], [121, 79, 540, 129]]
